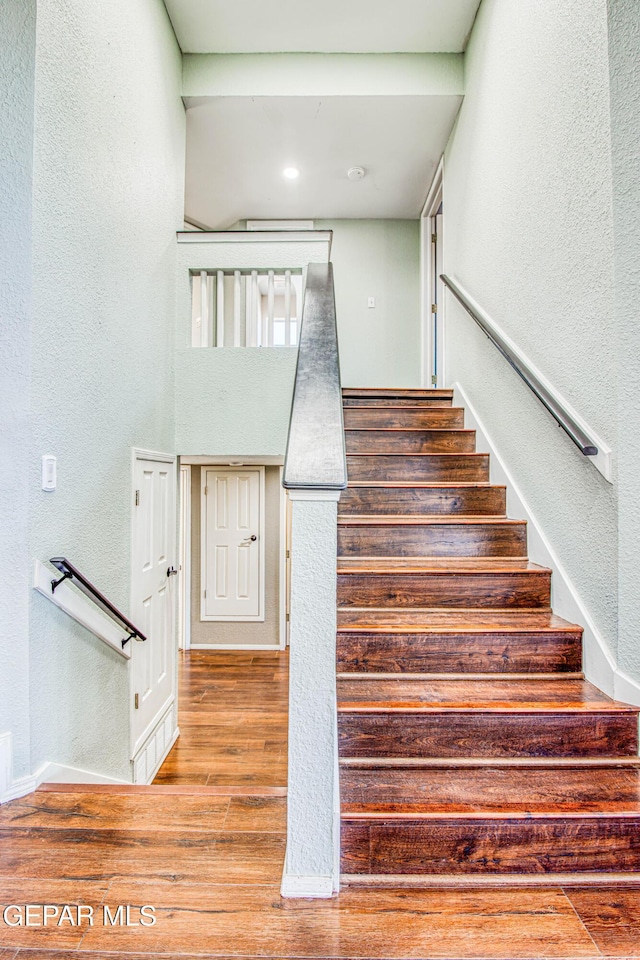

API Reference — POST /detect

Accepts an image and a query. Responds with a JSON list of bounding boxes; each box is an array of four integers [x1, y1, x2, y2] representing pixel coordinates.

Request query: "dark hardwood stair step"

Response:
[[337, 517, 527, 559], [340, 756, 640, 768], [337, 678, 638, 760], [339, 765, 640, 813], [343, 389, 454, 402], [340, 814, 640, 876], [336, 677, 633, 712], [347, 453, 489, 482], [337, 559, 552, 609], [339, 483, 506, 516], [343, 407, 465, 429], [336, 608, 582, 674], [345, 429, 476, 454], [337, 672, 585, 681]]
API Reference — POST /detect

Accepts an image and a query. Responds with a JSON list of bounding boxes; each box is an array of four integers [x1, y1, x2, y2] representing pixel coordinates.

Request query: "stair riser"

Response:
[[343, 398, 453, 408], [337, 572, 551, 608], [343, 409, 465, 429], [339, 486, 506, 517], [341, 818, 640, 876], [336, 631, 583, 674], [347, 455, 490, 483], [338, 713, 638, 759], [345, 431, 476, 454], [337, 524, 527, 558], [343, 390, 453, 401]]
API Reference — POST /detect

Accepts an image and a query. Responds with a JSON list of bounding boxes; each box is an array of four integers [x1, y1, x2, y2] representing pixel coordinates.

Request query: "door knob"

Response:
[[243, 534, 257, 542], [167, 565, 178, 577]]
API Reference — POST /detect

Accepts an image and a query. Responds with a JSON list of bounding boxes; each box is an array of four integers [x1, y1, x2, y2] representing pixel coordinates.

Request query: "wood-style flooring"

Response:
[[1, 650, 640, 957]]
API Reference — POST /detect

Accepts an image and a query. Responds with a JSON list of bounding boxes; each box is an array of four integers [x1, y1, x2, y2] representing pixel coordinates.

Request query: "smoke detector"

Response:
[[347, 166, 366, 181]]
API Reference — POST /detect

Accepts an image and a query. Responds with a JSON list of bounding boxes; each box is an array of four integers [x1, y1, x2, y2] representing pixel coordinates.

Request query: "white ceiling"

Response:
[[165, 0, 481, 54], [185, 96, 461, 229]]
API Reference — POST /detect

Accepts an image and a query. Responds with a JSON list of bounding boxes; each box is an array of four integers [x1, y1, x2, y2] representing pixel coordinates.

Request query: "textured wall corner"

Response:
[[444, 0, 618, 656], [284, 496, 340, 890], [27, 0, 186, 779], [0, 0, 36, 783]]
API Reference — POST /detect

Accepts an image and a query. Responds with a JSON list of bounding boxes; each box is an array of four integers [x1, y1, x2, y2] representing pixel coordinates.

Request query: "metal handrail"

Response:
[[283, 262, 347, 490], [50, 557, 146, 648], [440, 274, 598, 458]]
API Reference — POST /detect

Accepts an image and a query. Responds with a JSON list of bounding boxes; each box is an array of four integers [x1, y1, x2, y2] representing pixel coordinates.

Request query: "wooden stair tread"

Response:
[[338, 516, 523, 525], [337, 673, 585, 681], [341, 872, 640, 888], [340, 757, 640, 768], [336, 609, 582, 632], [338, 558, 548, 573], [346, 482, 499, 488], [342, 389, 454, 398], [340, 767, 640, 816], [336, 678, 635, 712], [347, 452, 487, 458]]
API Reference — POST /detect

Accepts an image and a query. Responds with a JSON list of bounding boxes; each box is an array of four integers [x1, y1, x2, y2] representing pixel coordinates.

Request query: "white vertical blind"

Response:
[[233, 270, 241, 347], [266, 270, 275, 348], [284, 269, 292, 347], [216, 269, 225, 347]]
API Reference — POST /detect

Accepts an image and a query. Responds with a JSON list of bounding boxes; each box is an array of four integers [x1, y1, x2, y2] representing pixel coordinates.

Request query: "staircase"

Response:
[[337, 388, 640, 886]]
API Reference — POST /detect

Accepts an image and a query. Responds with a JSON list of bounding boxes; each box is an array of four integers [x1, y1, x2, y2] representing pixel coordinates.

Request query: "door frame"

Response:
[[420, 156, 445, 388], [178, 463, 191, 650], [129, 447, 178, 774], [200, 464, 266, 623]]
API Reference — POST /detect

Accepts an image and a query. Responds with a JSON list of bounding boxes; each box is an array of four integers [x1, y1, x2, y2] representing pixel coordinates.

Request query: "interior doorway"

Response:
[[178, 458, 288, 651], [421, 157, 445, 388]]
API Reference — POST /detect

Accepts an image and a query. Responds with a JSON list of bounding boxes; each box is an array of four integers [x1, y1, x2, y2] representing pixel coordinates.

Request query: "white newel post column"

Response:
[[281, 489, 341, 898]]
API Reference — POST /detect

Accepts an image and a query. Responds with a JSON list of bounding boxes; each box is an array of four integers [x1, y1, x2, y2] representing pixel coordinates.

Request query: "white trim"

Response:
[[447, 284, 612, 483], [614, 668, 640, 707], [180, 455, 284, 466], [1, 773, 38, 804], [190, 643, 282, 651], [131, 699, 179, 783], [420, 156, 444, 389], [279, 468, 288, 650], [179, 464, 192, 650], [130, 447, 176, 463], [177, 230, 332, 245], [32, 559, 131, 660], [287, 489, 342, 501], [453, 382, 626, 701], [200, 465, 266, 622], [36, 762, 130, 787], [247, 220, 315, 231], [0, 733, 11, 799], [280, 874, 335, 899]]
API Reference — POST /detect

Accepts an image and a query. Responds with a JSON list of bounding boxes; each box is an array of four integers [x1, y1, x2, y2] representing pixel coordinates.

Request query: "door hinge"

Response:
[[134, 693, 139, 710], [431, 375, 438, 385], [135, 490, 140, 506], [286, 550, 290, 559], [204, 486, 208, 496], [432, 233, 437, 243], [203, 589, 206, 598], [431, 304, 437, 314], [286, 613, 290, 622]]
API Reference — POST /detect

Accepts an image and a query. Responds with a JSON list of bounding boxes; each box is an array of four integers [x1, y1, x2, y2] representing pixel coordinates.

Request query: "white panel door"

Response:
[[202, 467, 264, 620], [131, 453, 177, 758]]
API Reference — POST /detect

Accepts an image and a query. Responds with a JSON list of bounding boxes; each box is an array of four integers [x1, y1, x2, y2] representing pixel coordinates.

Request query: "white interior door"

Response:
[[201, 467, 264, 621], [131, 452, 177, 760]]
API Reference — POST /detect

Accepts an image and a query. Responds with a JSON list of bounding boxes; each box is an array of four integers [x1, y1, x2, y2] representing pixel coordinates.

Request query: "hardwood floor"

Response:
[[154, 650, 288, 788], [1, 648, 640, 956]]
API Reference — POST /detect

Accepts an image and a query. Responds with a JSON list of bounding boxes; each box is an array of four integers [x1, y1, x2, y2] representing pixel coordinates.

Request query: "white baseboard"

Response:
[[280, 873, 336, 899], [453, 382, 636, 704], [36, 762, 130, 787], [190, 643, 283, 651], [131, 701, 179, 784]]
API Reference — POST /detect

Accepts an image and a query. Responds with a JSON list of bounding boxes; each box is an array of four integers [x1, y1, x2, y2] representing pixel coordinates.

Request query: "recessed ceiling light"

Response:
[[283, 167, 300, 180]]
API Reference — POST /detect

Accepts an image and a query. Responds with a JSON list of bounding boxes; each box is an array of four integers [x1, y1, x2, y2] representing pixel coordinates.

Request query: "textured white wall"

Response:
[[316, 220, 422, 387], [28, 0, 185, 778], [444, 0, 618, 655], [0, 0, 36, 782], [283, 496, 339, 896], [609, 0, 640, 684], [176, 349, 298, 456]]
